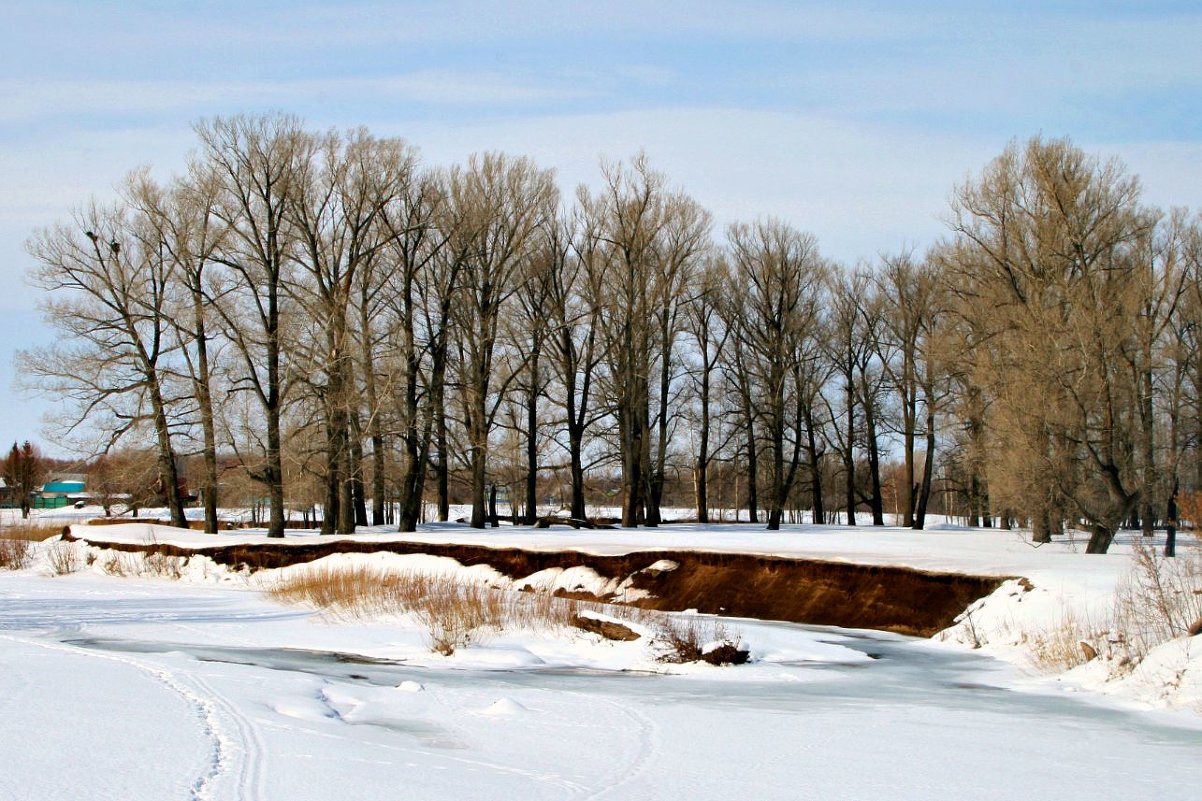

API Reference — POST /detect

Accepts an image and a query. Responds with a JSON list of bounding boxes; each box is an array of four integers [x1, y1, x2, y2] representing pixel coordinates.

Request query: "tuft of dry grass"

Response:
[[1020, 608, 1109, 672], [144, 550, 185, 579], [0, 534, 33, 570], [652, 615, 746, 664], [47, 541, 81, 576], [98, 550, 187, 579]]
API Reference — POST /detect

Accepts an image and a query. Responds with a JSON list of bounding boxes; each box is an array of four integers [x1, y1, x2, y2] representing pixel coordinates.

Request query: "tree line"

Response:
[[21, 115, 1202, 553]]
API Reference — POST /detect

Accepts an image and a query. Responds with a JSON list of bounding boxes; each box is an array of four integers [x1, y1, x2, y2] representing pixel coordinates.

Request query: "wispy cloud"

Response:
[[0, 71, 593, 126]]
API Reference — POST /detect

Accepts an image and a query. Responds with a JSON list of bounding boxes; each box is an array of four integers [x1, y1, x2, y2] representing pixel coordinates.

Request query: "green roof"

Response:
[[42, 481, 85, 493]]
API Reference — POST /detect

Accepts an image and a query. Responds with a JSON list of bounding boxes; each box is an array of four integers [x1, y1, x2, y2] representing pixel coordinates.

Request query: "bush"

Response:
[[143, 550, 185, 579], [47, 541, 80, 575], [653, 615, 748, 665], [1114, 542, 1202, 663]]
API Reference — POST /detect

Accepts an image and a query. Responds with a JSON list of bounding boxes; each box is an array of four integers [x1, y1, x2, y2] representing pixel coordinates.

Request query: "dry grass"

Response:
[[266, 565, 579, 655], [265, 563, 739, 659], [96, 550, 186, 579], [1021, 608, 1109, 672], [47, 541, 81, 576], [1114, 542, 1202, 664], [1013, 543, 1202, 675], [652, 614, 746, 664], [0, 534, 33, 570], [266, 563, 753, 661], [0, 522, 68, 542]]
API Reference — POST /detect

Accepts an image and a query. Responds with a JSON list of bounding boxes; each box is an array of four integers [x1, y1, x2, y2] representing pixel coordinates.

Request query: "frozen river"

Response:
[[1, 575, 1199, 800]]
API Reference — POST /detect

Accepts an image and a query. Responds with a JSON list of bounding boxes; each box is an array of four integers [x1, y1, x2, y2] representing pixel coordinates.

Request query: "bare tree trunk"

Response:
[[524, 349, 541, 525], [844, 374, 856, 526], [913, 406, 936, 530], [432, 349, 450, 522], [147, 379, 188, 529], [349, 411, 368, 527], [1140, 357, 1156, 536], [695, 357, 712, 523], [805, 403, 824, 526]]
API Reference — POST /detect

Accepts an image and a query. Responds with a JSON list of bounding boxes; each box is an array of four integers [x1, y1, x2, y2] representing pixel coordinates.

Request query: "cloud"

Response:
[[0, 71, 593, 127]]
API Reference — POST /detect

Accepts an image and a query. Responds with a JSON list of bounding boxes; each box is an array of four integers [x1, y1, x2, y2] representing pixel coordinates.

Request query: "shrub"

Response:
[[143, 550, 185, 579], [653, 614, 747, 664], [47, 541, 80, 575], [1114, 542, 1202, 662]]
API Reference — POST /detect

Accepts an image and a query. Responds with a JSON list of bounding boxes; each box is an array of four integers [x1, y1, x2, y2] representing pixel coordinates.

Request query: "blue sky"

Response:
[[4, 0, 1202, 456]]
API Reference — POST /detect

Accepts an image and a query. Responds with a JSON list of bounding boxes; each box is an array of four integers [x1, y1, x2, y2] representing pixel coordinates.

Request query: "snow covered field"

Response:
[[2, 516, 1201, 799]]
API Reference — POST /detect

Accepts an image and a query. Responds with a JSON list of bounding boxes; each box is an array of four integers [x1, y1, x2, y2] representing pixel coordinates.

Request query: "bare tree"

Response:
[[684, 256, 731, 523], [199, 114, 313, 538], [877, 253, 949, 530], [824, 267, 875, 526], [287, 130, 417, 534], [447, 153, 558, 528], [508, 216, 569, 523], [23, 194, 189, 528], [375, 169, 453, 531], [579, 155, 710, 527], [129, 170, 228, 533], [545, 211, 606, 521], [724, 219, 827, 530]]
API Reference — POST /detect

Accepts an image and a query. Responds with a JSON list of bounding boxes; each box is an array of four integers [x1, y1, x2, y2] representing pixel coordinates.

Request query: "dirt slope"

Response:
[[69, 534, 1007, 637]]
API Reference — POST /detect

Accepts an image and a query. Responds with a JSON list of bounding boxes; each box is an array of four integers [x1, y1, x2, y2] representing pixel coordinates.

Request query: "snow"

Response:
[[1, 517, 1201, 798], [59, 515, 1131, 594]]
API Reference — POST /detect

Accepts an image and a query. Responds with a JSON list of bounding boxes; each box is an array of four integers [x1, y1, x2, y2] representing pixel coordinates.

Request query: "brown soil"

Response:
[[65, 533, 1008, 637]]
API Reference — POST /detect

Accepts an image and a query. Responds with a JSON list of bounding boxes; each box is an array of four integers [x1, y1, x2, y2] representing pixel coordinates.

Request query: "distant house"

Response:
[[0, 477, 11, 508], [35, 474, 88, 509]]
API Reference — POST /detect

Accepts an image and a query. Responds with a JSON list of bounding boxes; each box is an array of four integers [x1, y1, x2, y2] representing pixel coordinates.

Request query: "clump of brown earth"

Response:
[[65, 531, 1008, 637]]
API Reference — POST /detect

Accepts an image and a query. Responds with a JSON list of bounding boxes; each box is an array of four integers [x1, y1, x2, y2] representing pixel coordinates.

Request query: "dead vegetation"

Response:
[[264, 562, 751, 662], [1112, 543, 1202, 664], [1012, 543, 1202, 674], [0, 533, 33, 570], [97, 550, 186, 580], [1, 522, 68, 541], [653, 615, 749, 665], [47, 541, 81, 575], [265, 565, 579, 655], [1022, 609, 1110, 672], [71, 532, 1000, 636]]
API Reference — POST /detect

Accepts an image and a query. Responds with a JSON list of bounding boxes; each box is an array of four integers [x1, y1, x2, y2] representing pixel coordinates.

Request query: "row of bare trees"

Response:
[[21, 116, 1202, 553]]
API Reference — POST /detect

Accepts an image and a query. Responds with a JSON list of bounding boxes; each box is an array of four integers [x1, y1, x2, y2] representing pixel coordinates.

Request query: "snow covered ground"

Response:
[[1, 515, 1201, 799]]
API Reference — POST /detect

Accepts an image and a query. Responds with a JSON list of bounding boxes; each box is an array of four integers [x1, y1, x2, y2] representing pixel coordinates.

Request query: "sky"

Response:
[[3, 0, 1202, 457]]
